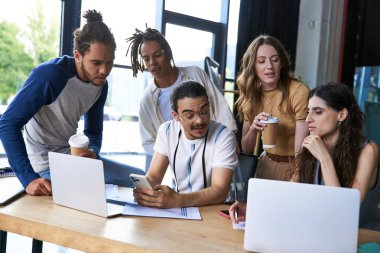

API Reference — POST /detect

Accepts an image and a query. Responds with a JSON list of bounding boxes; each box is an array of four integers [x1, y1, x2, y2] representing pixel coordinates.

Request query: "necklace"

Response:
[[264, 90, 277, 104]]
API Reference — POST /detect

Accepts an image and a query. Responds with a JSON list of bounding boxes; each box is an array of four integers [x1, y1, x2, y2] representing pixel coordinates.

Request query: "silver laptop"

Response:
[[48, 152, 124, 217], [244, 178, 360, 253]]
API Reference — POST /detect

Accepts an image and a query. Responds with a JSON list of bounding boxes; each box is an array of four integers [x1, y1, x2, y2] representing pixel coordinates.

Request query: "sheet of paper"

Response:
[[122, 204, 201, 220], [106, 185, 202, 220], [233, 221, 246, 230], [106, 184, 135, 202], [0, 177, 24, 205]]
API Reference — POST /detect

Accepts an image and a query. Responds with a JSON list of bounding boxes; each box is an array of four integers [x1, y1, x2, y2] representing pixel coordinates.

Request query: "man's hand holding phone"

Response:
[[129, 174, 153, 190], [130, 174, 182, 208]]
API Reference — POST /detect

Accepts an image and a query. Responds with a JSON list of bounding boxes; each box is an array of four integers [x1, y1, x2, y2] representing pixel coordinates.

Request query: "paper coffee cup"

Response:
[[261, 116, 279, 149], [68, 133, 89, 156]]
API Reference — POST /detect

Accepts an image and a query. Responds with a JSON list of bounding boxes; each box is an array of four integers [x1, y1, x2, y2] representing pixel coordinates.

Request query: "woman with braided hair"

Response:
[[126, 27, 237, 170]]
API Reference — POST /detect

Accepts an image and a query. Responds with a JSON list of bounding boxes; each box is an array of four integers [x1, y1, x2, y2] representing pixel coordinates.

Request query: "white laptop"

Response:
[[244, 178, 360, 253], [48, 152, 124, 217]]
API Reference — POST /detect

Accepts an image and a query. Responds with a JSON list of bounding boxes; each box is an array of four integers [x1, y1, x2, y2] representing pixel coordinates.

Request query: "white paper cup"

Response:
[[261, 116, 279, 149], [68, 133, 89, 156]]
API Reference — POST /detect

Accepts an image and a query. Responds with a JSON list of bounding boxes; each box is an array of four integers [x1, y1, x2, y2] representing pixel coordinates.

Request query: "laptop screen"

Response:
[[244, 178, 360, 253]]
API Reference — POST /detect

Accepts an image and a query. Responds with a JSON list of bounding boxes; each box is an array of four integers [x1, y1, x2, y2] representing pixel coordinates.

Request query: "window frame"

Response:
[[161, 0, 229, 88], [60, 0, 231, 89]]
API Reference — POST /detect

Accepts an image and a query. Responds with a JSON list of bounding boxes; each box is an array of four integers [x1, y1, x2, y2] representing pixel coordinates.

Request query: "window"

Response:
[[226, 0, 240, 80], [162, 0, 241, 111], [80, 0, 158, 158], [354, 66, 380, 109], [165, 0, 222, 22], [354, 66, 380, 147], [79, 0, 241, 157], [81, 0, 158, 66], [0, 0, 241, 160], [165, 24, 213, 69], [0, 0, 61, 157]]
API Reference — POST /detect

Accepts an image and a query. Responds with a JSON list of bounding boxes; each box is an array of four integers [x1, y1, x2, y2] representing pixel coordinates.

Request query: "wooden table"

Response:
[[0, 194, 379, 253]]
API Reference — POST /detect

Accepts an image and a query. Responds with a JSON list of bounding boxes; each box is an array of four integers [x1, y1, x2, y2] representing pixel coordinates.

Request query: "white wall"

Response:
[[295, 0, 345, 89]]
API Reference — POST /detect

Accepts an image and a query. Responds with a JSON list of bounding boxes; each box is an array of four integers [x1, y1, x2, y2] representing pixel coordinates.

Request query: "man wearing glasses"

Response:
[[132, 81, 238, 208], [126, 27, 237, 171]]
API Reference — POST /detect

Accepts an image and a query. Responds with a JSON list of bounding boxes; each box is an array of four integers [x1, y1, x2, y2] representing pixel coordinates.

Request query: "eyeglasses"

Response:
[[178, 108, 210, 122]]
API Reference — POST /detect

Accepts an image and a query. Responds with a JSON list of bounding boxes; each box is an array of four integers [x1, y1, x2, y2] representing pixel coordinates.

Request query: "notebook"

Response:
[[0, 177, 24, 205], [244, 178, 360, 253], [48, 152, 124, 217], [0, 167, 16, 178]]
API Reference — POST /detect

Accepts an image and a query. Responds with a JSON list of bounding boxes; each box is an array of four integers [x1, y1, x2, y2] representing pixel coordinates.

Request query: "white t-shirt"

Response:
[[154, 120, 237, 193], [157, 72, 182, 122]]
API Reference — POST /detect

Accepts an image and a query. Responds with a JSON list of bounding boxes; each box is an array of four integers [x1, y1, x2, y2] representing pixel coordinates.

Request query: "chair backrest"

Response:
[[359, 157, 380, 231], [204, 56, 223, 93], [225, 152, 258, 203]]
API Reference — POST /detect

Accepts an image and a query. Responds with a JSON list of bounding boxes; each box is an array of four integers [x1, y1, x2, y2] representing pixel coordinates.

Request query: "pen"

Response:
[[234, 187, 239, 224], [235, 207, 239, 224]]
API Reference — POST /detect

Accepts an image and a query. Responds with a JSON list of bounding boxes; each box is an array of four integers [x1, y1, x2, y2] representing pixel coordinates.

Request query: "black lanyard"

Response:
[[172, 129, 208, 193]]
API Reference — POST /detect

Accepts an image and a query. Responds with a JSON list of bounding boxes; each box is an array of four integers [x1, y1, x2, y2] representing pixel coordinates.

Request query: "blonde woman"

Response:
[[236, 35, 309, 180]]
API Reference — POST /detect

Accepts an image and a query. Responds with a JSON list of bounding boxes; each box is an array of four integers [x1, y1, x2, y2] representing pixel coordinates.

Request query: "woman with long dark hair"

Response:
[[230, 83, 379, 229], [293, 83, 377, 198]]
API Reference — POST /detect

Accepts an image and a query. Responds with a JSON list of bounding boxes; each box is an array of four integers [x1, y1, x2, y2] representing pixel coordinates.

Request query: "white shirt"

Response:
[[139, 66, 237, 155], [157, 72, 182, 121], [154, 120, 238, 193]]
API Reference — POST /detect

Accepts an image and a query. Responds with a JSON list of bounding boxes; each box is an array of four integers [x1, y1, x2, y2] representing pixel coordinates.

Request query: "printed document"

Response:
[[106, 185, 201, 220]]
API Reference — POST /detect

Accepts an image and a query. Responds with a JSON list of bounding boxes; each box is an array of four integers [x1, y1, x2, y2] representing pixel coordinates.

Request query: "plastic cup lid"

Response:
[[261, 116, 279, 124], [68, 133, 89, 148]]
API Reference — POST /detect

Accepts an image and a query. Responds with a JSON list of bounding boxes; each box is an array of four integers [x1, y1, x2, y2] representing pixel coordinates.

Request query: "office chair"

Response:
[[204, 56, 223, 93], [225, 152, 258, 203], [359, 155, 380, 231]]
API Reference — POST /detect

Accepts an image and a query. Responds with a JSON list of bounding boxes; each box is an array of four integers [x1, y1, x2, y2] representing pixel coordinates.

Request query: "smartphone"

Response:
[[218, 210, 231, 219], [129, 174, 153, 190]]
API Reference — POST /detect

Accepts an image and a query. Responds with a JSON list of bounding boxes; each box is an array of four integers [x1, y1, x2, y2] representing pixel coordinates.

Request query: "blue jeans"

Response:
[[145, 154, 153, 172], [39, 169, 51, 179], [101, 156, 145, 187], [39, 156, 145, 187]]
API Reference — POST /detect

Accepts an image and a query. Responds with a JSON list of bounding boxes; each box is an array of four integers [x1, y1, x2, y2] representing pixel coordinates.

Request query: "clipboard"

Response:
[[0, 177, 25, 205]]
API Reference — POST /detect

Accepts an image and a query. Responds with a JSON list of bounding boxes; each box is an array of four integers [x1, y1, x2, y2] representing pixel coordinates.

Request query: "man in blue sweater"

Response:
[[0, 10, 143, 196]]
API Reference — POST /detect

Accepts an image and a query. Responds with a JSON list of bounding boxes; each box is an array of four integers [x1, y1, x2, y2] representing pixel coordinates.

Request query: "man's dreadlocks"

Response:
[[126, 27, 175, 77]]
